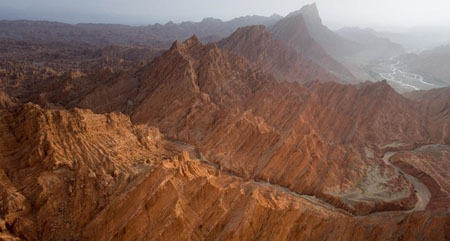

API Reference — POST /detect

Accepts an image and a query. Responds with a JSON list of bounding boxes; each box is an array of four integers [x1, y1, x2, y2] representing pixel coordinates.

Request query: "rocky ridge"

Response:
[[217, 25, 343, 83], [0, 10, 449, 239], [268, 13, 356, 82], [0, 92, 449, 240]]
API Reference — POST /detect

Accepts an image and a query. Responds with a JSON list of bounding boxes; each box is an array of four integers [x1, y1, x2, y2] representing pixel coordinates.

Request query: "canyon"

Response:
[[0, 3, 449, 241]]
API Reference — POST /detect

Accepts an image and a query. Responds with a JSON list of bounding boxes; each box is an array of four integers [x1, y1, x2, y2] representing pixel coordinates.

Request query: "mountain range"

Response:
[[0, 3, 449, 240], [0, 14, 282, 47], [398, 44, 450, 86]]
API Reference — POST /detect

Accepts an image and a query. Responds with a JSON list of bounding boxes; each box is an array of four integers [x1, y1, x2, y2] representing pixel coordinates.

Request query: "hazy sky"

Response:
[[1, 0, 450, 29]]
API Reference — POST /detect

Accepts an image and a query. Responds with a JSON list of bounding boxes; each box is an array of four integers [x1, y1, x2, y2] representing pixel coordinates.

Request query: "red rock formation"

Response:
[[0, 19, 449, 240], [0, 39, 162, 110], [268, 13, 356, 82], [1, 92, 449, 240], [0, 93, 168, 240], [129, 38, 450, 216], [217, 25, 343, 83], [405, 87, 450, 144], [2, 34, 448, 216]]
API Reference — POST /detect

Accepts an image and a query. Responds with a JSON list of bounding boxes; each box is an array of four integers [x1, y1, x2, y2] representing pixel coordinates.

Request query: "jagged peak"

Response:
[[168, 35, 202, 53], [183, 35, 201, 47], [301, 2, 319, 14], [286, 2, 322, 24], [169, 40, 181, 51]]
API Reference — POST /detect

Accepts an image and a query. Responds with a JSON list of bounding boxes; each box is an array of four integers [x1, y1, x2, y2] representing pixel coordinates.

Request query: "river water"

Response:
[[376, 57, 437, 92]]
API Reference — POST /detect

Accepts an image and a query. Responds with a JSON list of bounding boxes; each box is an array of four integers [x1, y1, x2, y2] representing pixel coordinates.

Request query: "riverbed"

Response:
[[376, 57, 437, 92]]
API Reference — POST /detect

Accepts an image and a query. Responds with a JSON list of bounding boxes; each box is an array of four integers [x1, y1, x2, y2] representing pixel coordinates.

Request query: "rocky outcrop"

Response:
[[0, 93, 449, 240], [127, 38, 450, 216], [2, 34, 448, 217], [0, 15, 449, 239], [0, 38, 161, 110], [0, 95, 171, 240]]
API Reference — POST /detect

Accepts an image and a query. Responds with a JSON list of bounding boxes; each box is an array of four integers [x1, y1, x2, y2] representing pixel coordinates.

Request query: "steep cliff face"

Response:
[[124, 38, 450, 216], [0, 93, 170, 240], [1, 93, 449, 241], [217, 25, 343, 83], [2, 34, 447, 218], [0, 18, 449, 239], [286, 3, 361, 58]]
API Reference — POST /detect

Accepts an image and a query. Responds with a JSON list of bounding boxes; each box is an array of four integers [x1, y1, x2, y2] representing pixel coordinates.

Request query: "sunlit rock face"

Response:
[[0, 3, 450, 240], [0, 92, 449, 241]]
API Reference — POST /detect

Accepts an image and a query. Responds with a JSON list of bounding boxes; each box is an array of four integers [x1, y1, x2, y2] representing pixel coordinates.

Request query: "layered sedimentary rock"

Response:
[[0, 93, 169, 240], [0, 93, 449, 241], [12, 35, 442, 217], [2, 32, 449, 217], [0, 15, 449, 239], [127, 37, 450, 216]]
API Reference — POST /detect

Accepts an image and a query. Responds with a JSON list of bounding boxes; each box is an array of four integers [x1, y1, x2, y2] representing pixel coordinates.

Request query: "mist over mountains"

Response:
[[0, 1, 449, 240]]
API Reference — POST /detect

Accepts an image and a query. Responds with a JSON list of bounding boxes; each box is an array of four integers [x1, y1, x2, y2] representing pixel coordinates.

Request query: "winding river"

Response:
[[170, 140, 437, 216], [382, 152, 431, 212], [379, 57, 436, 91]]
